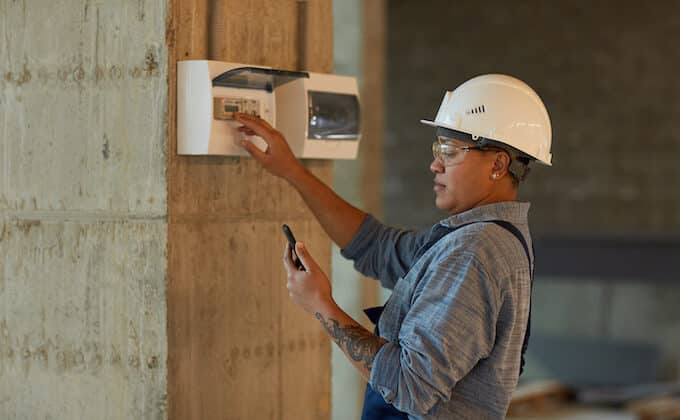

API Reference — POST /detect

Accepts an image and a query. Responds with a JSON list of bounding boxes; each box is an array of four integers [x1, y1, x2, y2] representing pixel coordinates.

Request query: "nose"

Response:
[[430, 158, 444, 174]]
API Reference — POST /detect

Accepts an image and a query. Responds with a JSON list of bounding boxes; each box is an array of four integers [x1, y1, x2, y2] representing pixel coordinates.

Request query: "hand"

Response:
[[282, 241, 335, 315], [236, 113, 304, 181]]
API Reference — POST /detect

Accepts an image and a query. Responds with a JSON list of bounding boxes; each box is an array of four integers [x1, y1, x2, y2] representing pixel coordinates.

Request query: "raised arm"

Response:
[[236, 113, 365, 249]]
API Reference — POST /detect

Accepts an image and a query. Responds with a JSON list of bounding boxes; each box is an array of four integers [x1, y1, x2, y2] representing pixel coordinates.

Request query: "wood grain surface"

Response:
[[167, 1, 333, 418]]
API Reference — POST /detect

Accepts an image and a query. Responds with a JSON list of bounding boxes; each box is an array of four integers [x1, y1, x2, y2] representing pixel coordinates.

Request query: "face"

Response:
[[430, 138, 498, 214]]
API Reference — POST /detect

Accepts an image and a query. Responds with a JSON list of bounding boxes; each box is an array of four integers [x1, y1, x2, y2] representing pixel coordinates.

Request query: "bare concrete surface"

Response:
[[0, 0, 168, 418]]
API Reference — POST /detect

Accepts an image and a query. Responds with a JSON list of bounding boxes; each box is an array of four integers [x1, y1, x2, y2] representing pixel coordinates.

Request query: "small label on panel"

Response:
[[213, 97, 261, 120]]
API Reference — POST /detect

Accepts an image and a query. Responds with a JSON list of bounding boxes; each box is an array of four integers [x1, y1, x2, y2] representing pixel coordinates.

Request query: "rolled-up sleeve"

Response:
[[368, 251, 501, 415], [341, 214, 430, 290]]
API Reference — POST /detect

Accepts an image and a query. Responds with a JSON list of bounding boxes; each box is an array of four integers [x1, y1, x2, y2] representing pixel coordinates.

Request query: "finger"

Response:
[[282, 243, 295, 274], [235, 113, 276, 139], [237, 126, 258, 136], [240, 139, 268, 160], [294, 242, 315, 273], [235, 112, 275, 129]]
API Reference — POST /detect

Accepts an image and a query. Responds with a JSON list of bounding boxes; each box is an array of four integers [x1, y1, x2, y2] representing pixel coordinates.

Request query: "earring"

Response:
[[492, 173, 499, 179]]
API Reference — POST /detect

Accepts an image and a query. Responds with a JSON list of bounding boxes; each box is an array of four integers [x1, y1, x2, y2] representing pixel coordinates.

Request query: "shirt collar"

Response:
[[439, 201, 531, 228]]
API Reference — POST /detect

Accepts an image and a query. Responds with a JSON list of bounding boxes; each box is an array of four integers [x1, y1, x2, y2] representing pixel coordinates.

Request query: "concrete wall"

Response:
[[331, 1, 365, 418], [384, 0, 680, 385], [385, 0, 680, 236], [332, 1, 387, 418], [0, 0, 168, 418], [2, 0, 336, 419]]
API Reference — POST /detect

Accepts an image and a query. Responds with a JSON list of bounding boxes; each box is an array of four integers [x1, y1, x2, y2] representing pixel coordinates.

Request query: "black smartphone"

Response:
[[282, 224, 305, 270]]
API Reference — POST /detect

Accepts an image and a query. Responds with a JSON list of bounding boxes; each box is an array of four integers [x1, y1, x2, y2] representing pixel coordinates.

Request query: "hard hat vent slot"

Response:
[[466, 105, 486, 115]]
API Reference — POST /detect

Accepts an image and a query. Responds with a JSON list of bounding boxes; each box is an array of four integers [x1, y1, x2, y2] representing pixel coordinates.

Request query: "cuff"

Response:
[[368, 340, 401, 404]]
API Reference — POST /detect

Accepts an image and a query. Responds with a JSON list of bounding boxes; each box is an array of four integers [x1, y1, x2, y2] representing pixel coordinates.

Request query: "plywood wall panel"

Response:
[[279, 218, 333, 420], [209, 0, 299, 68], [167, 1, 333, 419]]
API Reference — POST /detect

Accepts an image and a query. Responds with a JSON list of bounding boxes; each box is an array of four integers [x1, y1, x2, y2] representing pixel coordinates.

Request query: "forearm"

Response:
[[286, 165, 366, 250], [315, 301, 387, 382], [235, 114, 366, 248]]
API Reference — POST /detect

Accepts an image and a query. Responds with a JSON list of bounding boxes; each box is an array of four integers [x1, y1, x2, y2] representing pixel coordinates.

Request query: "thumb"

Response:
[[295, 242, 317, 272], [240, 139, 268, 161]]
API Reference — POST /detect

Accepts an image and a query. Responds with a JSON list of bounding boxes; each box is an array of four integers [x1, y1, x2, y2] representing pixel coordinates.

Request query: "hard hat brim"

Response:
[[420, 119, 461, 133], [419, 118, 552, 166], [420, 119, 439, 127]]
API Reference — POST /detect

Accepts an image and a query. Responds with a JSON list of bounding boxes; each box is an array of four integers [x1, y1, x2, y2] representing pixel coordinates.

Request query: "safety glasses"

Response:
[[431, 136, 485, 166]]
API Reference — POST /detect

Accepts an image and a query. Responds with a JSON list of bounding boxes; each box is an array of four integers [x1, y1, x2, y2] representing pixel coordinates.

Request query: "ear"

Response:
[[491, 151, 511, 180]]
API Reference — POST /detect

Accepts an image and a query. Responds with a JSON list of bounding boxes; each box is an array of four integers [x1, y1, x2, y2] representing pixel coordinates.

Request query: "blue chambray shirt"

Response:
[[341, 202, 533, 419]]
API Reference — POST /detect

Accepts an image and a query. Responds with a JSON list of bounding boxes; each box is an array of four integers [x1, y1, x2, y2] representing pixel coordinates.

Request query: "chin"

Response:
[[434, 197, 453, 211]]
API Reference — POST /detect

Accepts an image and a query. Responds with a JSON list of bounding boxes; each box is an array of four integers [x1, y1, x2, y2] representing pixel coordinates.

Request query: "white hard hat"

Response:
[[421, 74, 552, 166]]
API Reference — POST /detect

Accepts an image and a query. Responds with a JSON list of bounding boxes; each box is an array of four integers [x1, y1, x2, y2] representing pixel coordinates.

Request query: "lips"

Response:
[[433, 181, 446, 193]]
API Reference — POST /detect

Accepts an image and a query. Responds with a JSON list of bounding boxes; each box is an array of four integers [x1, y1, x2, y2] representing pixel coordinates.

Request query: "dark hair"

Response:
[[435, 126, 532, 184]]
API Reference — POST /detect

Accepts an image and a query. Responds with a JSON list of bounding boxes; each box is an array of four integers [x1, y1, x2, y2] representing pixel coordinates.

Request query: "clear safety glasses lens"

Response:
[[432, 139, 472, 166]]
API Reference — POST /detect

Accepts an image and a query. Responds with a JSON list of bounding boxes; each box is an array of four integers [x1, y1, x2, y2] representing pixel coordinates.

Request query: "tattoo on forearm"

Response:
[[315, 313, 385, 370]]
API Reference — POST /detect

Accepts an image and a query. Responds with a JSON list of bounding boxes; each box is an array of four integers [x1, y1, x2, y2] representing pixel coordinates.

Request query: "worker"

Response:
[[236, 73, 553, 419]]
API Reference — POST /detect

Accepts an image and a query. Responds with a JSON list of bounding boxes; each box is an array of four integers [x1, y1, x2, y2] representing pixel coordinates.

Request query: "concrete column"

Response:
[[331, 0, 387, 418], [1, 0, 335, 418], [0, 0, 168, 418]]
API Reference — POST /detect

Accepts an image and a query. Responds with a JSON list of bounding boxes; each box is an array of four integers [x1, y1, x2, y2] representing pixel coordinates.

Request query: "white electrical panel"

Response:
[[276, 72, 360, 159], [177, 60, 361, 159], [177, 61, 275, 155]]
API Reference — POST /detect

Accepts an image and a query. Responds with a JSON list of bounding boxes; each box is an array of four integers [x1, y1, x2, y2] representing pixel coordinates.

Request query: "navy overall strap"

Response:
[[489, 221, 534, 376], [413, 222, 479, 261]]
